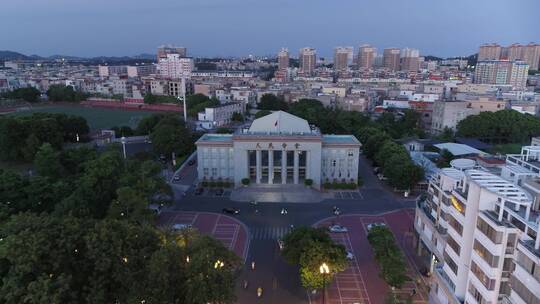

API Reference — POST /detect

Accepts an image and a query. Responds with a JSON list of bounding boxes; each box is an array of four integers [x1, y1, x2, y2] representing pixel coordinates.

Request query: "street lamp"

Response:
[[319, 263, 330, 304], [120, 136, 127, 159], [214, 260, 224, 269]]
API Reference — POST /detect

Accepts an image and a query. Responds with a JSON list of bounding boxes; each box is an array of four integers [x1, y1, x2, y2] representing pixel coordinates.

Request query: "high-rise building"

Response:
[[523, 43, 540, 70], [414, 139, 540, 304], [474, 60, 528, 88], [158, 54, 194, 79], [299, 47, 317, 75], [357, 45, 376, 70], [507, 43, 524, 61], [334, 47, 353, 71], [400, 48, 420, 71], [277, 48, 289, 70], [478, 43, 502, 60], [157, 45, 187, 61], [383, 48, 401, 71]]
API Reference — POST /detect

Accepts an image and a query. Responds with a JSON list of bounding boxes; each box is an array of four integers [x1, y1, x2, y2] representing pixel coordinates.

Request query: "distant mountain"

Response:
[[0, 50, 157, 63], [424, 55, 443, 61], [0, 50, 31, 61]]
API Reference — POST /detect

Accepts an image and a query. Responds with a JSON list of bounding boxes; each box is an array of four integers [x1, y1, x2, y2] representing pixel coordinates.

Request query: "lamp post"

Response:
[[177, 76, 187, 123], [319, 263, 330, 304], [120, 136, 127, 159]]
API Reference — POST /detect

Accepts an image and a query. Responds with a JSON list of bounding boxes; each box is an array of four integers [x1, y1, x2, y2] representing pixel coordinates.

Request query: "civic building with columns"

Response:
[[195, 111, 361, 190]]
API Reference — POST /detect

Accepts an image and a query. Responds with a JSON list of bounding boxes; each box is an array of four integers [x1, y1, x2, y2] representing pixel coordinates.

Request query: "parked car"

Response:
[[215, 189, 224, 196], [188, 160, 196, 166], [194, 188, 203, 195], [367, 222, 387, 231], [377, 173, 388, 181], [173, 175, 181, 182], [172, 223, 192, 231], [328, 225, 348, 233], [222, 208, 240, 215], [346, 251, 354, 260]]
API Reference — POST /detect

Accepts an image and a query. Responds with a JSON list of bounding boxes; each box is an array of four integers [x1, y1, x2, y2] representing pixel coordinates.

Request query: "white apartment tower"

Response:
[[415, 142, 540, 304], [158, 54, 194, 79]]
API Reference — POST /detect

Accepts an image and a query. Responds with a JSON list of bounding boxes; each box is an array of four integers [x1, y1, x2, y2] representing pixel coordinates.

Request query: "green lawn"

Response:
[[8, 105, 157, 130], [489, 143, 523, 155]]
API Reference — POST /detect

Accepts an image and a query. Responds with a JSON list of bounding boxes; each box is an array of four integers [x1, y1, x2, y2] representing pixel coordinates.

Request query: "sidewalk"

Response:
[[230, 184, 333, 203]]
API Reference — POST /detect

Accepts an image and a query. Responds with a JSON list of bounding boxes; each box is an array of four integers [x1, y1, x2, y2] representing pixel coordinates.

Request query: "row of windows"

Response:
[[509, 274, 540, 304], [470, 261, 496, 291], [476, 217, 503, 244], [448, 215, 463, 236], [473, 239, 499, 268], [446, 235, 461, 255], [444, 252, 458, 275], [516, 250, 540, 283]]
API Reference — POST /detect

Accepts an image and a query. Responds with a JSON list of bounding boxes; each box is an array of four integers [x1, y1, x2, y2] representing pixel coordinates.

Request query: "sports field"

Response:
[[8, 105, 157, 130]]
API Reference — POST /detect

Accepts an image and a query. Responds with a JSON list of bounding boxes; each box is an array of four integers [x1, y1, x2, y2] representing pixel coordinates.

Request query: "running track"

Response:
[[158, 211, 249, 261], [311, 209, 427, 304]]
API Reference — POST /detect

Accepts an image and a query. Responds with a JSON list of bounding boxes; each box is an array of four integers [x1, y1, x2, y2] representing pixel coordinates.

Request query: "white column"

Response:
[[256, 150, 262, 184], [268, 150, 274, 184], [281, 150, 287, 184], [293, 150, 299, 184]]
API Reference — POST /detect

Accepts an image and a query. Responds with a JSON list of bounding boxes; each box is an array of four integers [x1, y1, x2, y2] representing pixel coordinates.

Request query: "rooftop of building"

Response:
[[466, 169, 532, 204], [322, 135, 361, 145], [434, 143, 485, 156], [197, 133, 232, 143], [246, 111, 316, 135]]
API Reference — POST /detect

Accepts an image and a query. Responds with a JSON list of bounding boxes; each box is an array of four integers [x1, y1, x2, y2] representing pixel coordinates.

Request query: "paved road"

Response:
[[166, 155, 419, 304]]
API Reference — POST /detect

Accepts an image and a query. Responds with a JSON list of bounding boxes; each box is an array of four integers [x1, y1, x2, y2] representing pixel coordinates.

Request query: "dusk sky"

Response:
[[1, 0, 539, 58]]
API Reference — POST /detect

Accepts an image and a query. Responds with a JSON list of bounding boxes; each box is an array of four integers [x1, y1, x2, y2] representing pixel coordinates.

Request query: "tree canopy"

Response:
[[257, 94, 289, 111], [0, 113, 89, 161], [47, 85, 88, 102], [456, 109, 540, 143], [149, 115, 193, 158], [281, 227, 348, 290], [1, 87, 41, 102]]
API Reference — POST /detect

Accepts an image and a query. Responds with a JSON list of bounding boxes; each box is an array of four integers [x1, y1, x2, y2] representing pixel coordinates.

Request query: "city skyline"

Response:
[[1, 0, 539, 58]]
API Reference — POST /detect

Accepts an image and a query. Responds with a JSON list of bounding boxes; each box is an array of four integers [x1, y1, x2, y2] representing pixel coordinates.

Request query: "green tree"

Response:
[[231, 112, 243, 122], [47, 85, 87, 102], [257, 94, 288, 111], [34, 143, 63, 179], [281, 227, 347, 290], [135, 113, 166, 135], [363, 132, 391, 159], [150, 115, 193, 159], [255, 109, 272, 119], [107, 187, 154, 223], [5, 87, 41, 102], [367, 226, 410, 288]]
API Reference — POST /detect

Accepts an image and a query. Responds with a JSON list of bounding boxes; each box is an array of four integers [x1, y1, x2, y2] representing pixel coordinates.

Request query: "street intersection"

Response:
[[160, 155, 426, 304]]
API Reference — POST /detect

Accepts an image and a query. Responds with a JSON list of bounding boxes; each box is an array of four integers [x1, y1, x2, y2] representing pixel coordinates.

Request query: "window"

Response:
[[444, 252, 458, 275], [473, 240, 499, 267], [470, 261, 496, 290], [516, 250, 540, 283], [203, 168, 209, 176], [448, 215, 463, 236], [509, 275, 540, 304], [332, 160, 337, 167], [476, 217, 503, 244], [211, 168, 218, 177], [447, 236, 461, 255]]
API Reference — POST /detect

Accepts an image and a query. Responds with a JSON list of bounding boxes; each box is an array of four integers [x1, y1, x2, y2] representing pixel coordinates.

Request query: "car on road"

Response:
[[215, 189, 224, 196], [194, 188, 203, 195], [172, 223, 192, 231], [346, 251, 354, 260], [328, 225, 348, 233], [367, 222, 387, 231], [222, 208, 240, 215], [188, 160, 196, 166], [277, 239, 284, 250], [377, 173, 388, 181], [173, 175, 181, 182]]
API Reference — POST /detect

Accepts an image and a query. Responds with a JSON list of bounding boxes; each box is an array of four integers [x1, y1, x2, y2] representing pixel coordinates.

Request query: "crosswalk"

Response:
[[250, 226, 292, 240]]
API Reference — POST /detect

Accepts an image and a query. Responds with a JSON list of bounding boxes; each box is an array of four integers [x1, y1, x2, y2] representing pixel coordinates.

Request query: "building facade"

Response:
[[474, 60, 529, 89], [383, 48, 401, 71], [478, 43, 502, 61], [278, 48, 289, 70], [299, 47, 317, 76], [334, 47, 353, 71], [195, 111, 361, 189], [197, 102, 245, 129], [357, 44, 376, 70], [158, 54, 194, 79], [414, 141, 540, 304]]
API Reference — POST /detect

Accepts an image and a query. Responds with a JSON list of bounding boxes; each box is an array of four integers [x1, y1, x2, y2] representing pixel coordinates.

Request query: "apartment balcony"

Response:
[[506, 154, 540, 175], [498, 201, 540, 230], [434, 265, 463, 304]]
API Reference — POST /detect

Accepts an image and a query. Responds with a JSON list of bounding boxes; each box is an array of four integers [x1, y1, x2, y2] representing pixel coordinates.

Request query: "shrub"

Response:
[[208, 181, 216, 188], [304, 179, 313, 186], [201, 181, 208, 187], [241, 178, 250, 186], [216, 181, 223, 188]]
